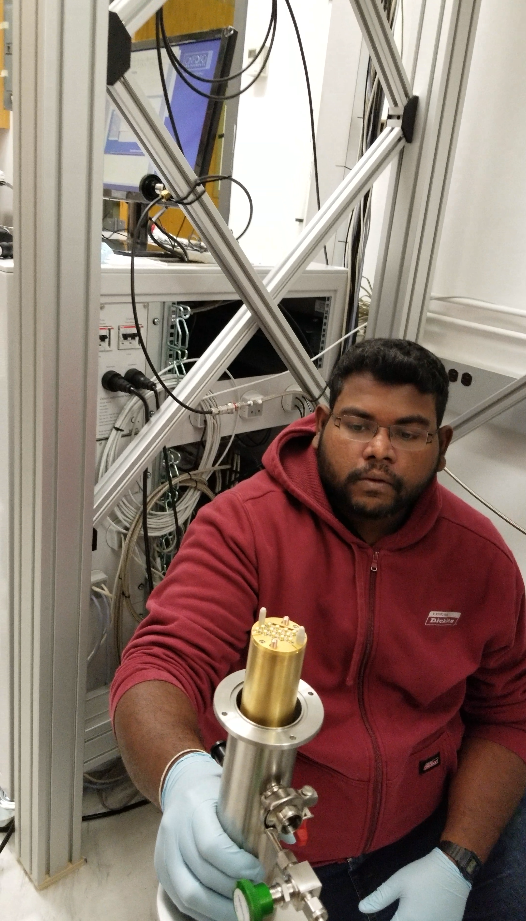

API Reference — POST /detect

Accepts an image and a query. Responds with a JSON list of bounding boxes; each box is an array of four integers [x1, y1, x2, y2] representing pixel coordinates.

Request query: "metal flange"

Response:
[[214, 670, 324, 749]]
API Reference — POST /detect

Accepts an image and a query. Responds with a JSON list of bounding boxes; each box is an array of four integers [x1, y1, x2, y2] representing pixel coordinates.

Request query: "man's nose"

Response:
[[362, 426, 396, 460]]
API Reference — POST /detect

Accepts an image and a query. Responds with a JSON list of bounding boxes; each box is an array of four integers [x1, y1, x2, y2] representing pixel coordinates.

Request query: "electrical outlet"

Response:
[[240, 391, 264, 419]]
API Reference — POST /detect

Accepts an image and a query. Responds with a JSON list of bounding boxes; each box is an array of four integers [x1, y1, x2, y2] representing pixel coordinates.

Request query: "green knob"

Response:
[[234, 879, 275, 921]]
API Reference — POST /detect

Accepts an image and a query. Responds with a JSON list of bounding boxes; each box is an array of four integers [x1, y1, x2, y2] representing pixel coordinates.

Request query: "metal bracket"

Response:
[[261, 782, 318, 837], [107, 11, 131, 86]]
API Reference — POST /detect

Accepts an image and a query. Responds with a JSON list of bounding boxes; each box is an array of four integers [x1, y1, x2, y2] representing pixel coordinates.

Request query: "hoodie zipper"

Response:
[[357, 550, 383, 852]]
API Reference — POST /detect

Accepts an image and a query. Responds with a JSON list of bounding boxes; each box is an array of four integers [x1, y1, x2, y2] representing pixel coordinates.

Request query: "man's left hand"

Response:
[[358, 848, 471, 920]]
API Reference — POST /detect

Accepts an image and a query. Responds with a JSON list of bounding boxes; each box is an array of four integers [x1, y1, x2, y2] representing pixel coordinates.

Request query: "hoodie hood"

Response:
[[262, 413, 443, 551]]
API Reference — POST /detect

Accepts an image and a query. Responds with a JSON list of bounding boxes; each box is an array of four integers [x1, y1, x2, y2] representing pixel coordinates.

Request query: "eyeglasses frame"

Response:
[[330, 412, 439, 450]]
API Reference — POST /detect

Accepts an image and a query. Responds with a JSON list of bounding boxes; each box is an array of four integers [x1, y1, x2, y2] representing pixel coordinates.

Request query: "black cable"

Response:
[[118, 249, 183, 259], [150, 174, 253, 247], [162, 3, 277, 85], [82, 799, 150, 822], [149, 217, 189, 260], [147, 225, 186, 260], [0, 818, 14, 855], [154, 389, 183, 551], [344, 0, 398, 341], [192, 173, 253, 240], [130, 196, 214, 415], [283, 0, 328, 265], [160, 7, 278, 102], [156, 11, 183, 151], [134, 392, 155, 594], [142, 469, 154, 594], [280, 304, 313, 357]]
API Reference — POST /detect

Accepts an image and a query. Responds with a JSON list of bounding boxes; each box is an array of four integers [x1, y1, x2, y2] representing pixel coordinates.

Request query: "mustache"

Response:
[[344, 464, 404, 493]]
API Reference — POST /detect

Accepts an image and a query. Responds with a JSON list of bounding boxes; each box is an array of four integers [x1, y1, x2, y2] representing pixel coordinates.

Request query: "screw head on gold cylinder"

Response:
[[240, 615, 307, 728]]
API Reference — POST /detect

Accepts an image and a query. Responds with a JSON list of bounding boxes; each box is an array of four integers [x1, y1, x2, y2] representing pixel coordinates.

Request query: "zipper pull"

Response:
[[371, 551, 379, 572]]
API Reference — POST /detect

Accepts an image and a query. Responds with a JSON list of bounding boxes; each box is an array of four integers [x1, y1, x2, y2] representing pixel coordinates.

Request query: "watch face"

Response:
[[440, 841, 481, 881]]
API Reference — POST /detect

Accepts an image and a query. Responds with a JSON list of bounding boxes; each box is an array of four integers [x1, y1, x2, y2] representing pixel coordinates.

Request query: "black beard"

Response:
[[316, 429, 440, 525]]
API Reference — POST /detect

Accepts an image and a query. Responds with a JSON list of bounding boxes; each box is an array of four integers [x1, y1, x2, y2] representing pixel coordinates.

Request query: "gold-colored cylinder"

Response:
[[240, 611, 307, 728]]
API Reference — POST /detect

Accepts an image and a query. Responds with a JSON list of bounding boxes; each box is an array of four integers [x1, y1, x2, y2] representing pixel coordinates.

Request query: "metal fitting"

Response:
[[261, 782, 317, 836]]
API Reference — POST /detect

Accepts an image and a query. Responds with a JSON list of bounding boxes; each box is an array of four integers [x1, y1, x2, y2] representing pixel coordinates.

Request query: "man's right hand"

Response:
[[155, 752, 265, 921]]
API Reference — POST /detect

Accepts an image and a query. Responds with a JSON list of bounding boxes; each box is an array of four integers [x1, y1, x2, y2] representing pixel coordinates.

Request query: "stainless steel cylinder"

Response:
[[213, 671, 324, 858]]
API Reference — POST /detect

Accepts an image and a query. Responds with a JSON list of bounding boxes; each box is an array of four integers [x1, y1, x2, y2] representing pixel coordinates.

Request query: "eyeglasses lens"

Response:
[[336, 416, 431, 451]]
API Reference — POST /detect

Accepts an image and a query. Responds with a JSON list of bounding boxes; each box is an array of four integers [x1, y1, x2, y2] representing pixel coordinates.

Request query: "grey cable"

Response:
[[444, 467, 526, 536]]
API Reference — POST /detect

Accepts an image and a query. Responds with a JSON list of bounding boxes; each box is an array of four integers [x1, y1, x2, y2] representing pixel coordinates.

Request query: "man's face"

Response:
[[313, 372, 452, 538]]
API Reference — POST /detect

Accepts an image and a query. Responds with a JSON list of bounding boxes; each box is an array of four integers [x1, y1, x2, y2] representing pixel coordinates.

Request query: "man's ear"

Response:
[[437, 425, 453, 472], [312, 404, 331, 449]]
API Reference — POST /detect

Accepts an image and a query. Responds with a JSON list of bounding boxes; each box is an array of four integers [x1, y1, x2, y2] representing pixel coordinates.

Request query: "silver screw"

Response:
[[152, 317, 160, 325]]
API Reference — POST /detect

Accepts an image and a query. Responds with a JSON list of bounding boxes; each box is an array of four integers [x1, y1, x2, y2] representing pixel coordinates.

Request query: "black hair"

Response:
[[328, 338, 449, 425]]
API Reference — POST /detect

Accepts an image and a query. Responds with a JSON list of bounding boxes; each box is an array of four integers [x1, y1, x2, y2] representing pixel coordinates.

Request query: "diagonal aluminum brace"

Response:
[[93, 126, 404, 525], [451, 374, 526, 442], [109, 0, 165, 38], [110, 0, 412, 111], [348, 0, 411, 109], [109, 74, 325, 399]]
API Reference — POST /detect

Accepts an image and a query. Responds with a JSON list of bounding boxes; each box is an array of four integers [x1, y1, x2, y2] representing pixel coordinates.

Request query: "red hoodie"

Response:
[[110, 415, 526, 864]]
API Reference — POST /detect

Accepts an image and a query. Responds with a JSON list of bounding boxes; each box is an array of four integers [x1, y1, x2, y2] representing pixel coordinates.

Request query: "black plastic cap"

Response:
[[402, 95, 419, 143], [107, 12, 131, 86]]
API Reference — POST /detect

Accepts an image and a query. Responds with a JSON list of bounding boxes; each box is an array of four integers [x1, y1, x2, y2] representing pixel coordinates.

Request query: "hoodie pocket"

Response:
[[376, 728, 457, 849]]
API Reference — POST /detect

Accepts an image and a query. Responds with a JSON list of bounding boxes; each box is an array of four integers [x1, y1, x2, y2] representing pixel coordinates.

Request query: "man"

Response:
[[111, 338, 526, 921]]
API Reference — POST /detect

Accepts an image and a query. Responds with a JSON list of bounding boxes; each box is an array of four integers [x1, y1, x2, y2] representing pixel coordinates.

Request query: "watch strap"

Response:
[[439, 839, 483, 883]]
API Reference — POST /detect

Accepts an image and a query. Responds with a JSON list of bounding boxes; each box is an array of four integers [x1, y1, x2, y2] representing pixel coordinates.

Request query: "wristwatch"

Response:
[[439, 839, 483, 883]]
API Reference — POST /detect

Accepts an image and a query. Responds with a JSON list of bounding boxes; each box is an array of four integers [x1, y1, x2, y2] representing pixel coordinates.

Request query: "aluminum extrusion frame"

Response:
[[94, 126, 405, 525], [366, 0, 481, 343], [450, 374, 526, 443], [12, 0, 108, 887], [109, 0, 164, 38], [348, 0, 411, 109], [108, 74, 326, 401]]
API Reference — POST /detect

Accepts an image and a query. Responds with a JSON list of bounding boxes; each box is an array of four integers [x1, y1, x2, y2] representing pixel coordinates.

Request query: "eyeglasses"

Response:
[[331, 413, 438, 452]]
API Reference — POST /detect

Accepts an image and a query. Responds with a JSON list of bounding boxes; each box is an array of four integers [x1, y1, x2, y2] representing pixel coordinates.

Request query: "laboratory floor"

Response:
[[0, 799, 161, 921]]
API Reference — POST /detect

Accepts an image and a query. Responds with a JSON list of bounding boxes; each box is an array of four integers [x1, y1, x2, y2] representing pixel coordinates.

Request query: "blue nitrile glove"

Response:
[[100, 240, 113, 263], [358, 848, 471, 921], [155, 753, 265, 921]]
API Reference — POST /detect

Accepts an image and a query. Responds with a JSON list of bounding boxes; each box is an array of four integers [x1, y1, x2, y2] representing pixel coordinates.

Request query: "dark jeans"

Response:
[[315, 792, 526, 921]]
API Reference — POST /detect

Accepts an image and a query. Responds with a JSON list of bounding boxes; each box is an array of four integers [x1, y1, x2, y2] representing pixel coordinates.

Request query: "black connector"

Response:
[[101, 370, 136, 394], [139, 173, 164, 203], [124, 368, 156, 392]]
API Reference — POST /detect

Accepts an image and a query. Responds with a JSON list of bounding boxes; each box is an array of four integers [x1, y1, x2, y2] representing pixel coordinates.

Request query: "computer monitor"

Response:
[[103, 27, 237, 202]]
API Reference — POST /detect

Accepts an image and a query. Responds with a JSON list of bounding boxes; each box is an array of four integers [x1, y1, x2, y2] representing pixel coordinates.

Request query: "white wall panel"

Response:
[[230, 0, 332, 265]]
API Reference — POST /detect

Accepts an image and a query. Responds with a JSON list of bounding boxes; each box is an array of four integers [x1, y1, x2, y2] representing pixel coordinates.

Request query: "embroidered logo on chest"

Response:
[[425, 611, 461, 626]]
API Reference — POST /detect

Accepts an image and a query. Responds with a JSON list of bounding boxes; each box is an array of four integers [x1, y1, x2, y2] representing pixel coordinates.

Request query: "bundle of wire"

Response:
[[98, 370, 239, 536], [110, 471, 217, 655], [344, 0, 402, 339], [97, 369, 240, 652]]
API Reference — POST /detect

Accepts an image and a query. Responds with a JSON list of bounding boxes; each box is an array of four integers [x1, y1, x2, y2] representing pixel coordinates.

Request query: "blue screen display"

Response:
[[104, 35, 223, 192]]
